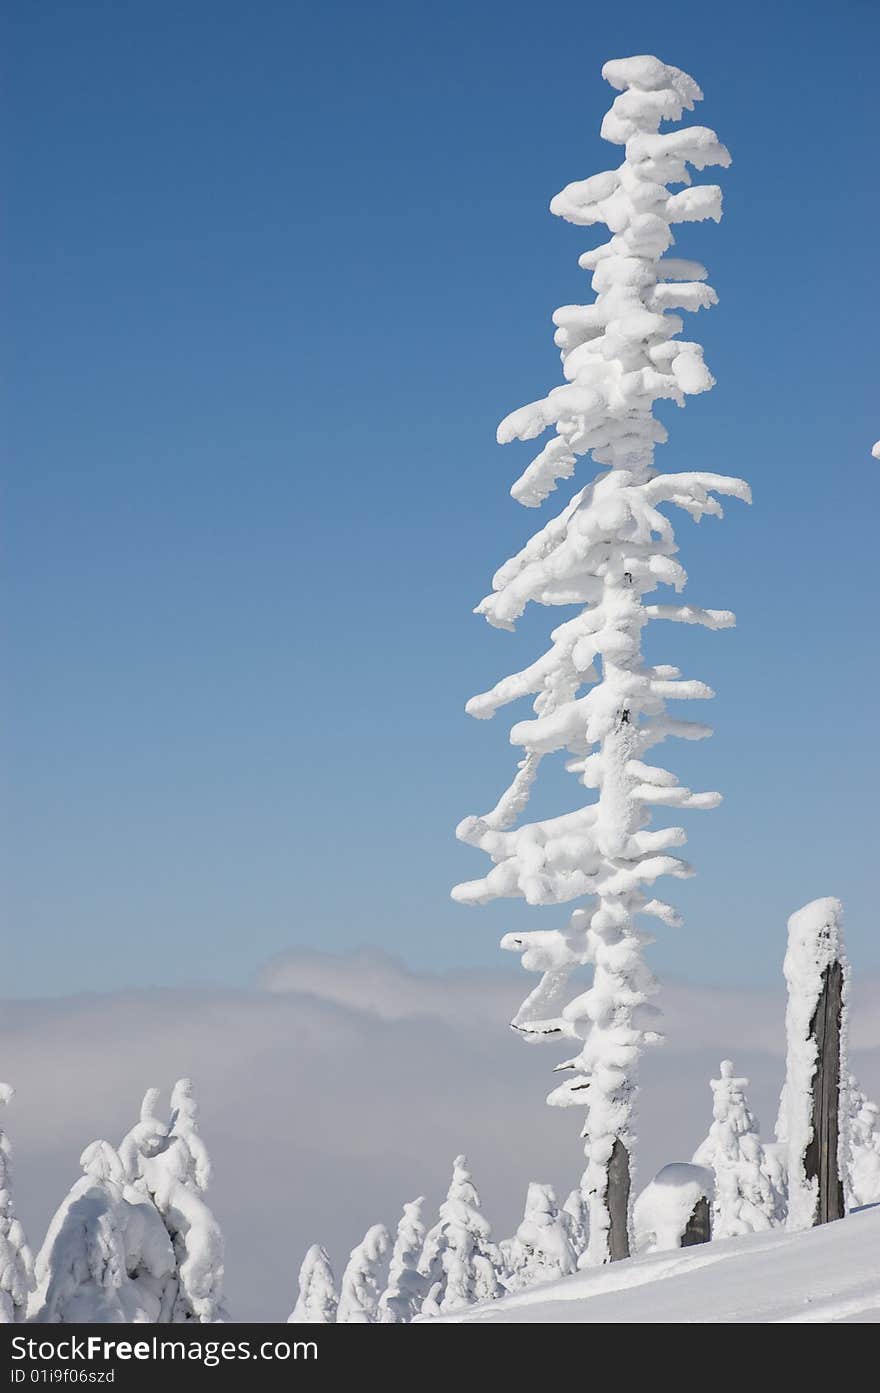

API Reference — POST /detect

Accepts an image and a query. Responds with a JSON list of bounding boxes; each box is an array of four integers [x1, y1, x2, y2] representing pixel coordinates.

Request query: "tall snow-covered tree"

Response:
[[0, 1084, 33, 1323], [775, 898, 849, 1230], [119, 1080, 228, 1322], [31, 1140, 174, 1323], [452, 53, 746, 1263], [336, 1224, 390, 1324], [288, 1244, 338, 1324], [692, 1060, 785, 1236], [846, 1078, 880, 1209], [503, 1182, 577, 1292], [377, 1197, 427, 1323], [419, 1155, 502, 1315]]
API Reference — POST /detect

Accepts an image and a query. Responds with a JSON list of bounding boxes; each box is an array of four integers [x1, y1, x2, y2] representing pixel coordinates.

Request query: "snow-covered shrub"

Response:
[[775, 898, 849, 1230], [633, 1162, 713, 1253], [0, 1084, 33, 1323], [288, 1244, 338, 1324], [452, 52, 745, 1263], [847, 1079, 880, 1209], [419, 1155, 502, 1314], [503, 1182, 577, 1292], [31, 1141, 174, 1323], [693, 1061, 785, 1236], [119, 1080, 228, 1322], [377, 1198, 427, 1323], [337, 1224, 390, 1323]]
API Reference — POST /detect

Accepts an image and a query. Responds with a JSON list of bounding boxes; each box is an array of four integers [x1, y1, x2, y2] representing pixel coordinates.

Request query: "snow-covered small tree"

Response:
[[561, 1185, 589, 1263], [419, 1155, 502, 1315], [633, 1162, 713, 1252], [336, 1224, 390, 1323], [452, 53, 746, 1265], [775, 898, 849, 1229], [31, 1140, 174, 1323], [0, 1085, 33, 1322], [377, 1197, 427, 1323], [692, 1060, 785, 1236], [503, 1182, 577, 1292], [846, 1078, 880, 1209], [288, 1244, 338, 1324], [119, 1079, 228, 1322]]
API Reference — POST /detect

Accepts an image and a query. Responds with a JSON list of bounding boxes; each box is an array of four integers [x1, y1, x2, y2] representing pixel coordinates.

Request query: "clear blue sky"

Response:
[[3, 0, 878, 997]]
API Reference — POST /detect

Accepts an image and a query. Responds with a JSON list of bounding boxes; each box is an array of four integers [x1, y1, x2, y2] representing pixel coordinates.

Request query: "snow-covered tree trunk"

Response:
[[0, 1085, 33, 1322], [452, 54, 746, 1264], [776, 898, 848, 1229]]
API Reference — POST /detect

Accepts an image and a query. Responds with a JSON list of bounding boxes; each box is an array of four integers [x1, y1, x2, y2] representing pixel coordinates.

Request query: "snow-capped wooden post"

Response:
[[776, 898, 848, 1229], [632, 1163, 713, 1252]]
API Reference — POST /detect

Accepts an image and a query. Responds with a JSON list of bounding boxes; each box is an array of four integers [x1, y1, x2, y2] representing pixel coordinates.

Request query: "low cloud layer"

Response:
[[2, 950, 878, 1321]]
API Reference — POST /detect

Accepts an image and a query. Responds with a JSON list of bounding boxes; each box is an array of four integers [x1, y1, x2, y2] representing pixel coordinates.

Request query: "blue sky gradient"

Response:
[[3, 0, 879, 995]]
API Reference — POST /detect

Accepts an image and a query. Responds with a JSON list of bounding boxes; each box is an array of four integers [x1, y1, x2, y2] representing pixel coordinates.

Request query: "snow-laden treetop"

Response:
[[488, 54, 737, 528]]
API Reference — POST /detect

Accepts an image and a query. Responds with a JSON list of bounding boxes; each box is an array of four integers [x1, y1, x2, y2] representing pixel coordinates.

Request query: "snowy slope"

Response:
[[432, 1206, 880, 1323]]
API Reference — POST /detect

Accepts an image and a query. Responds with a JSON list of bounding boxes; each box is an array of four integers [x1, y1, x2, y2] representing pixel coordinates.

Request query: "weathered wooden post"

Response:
[[682, 1195, 712, 1247], [607, 1140, 631, 1260], [777, 898, 848, 1228], [804, 957, 845, 1224]]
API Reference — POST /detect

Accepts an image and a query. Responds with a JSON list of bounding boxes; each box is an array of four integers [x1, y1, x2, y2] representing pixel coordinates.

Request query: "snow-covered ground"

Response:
[[432, 1206, 880, 1323]]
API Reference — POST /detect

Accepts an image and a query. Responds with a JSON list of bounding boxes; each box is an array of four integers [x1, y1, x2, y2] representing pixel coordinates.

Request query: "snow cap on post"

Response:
[[633, 1162, 713, 1252]]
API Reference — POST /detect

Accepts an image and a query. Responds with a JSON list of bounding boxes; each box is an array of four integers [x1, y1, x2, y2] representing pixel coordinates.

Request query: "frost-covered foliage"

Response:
[[337, 1224, 390, 1324], [633, 1162, 713, 1253], [419, 1156, 502, 1315], [775, 898, 849, 1230], [692, 1061, 785, 1237], [847, 1079, 880, 1209], [872, 440, 880, 461], [288, 1244, 337, 1324], [31, 1141, 174, 1324], [0, 1085, 33, 1323], [503, 1183, 578, 1292], [452, 53, 745, 1263], [378, 1198, 427, 1323], [119, 1080, 228, 1322]]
